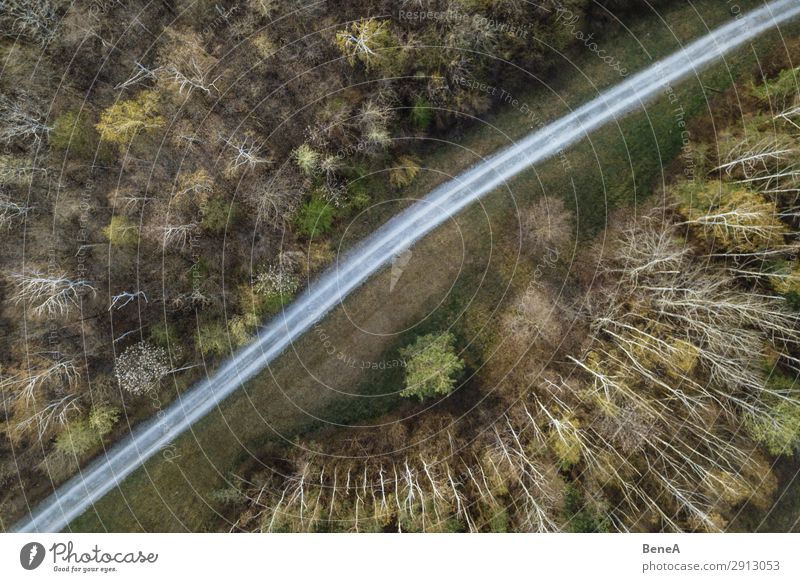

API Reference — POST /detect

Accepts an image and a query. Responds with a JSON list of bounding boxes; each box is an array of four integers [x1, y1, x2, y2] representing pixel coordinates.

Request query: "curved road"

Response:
[[14, 0, 800, 532]]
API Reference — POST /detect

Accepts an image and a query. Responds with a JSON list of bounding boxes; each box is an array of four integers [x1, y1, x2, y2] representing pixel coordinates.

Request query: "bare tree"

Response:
[[520, 196, 574, 254], [0, 192, 32, 228], [247, 168, 306, 224], [0, 0, 58, 44], [164, 58, 222, 96], [0, 94, 51, 146], [10, 271, 96, 317], [12, 393, 81, 441], [109, 290, 148, 310], [114, 61, 162, 91], [219, 134, 269, 173], [160, 222, 198, 250]]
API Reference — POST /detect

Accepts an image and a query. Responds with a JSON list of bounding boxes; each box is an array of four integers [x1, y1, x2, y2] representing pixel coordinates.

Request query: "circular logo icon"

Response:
[[20, 542, 46, 570]]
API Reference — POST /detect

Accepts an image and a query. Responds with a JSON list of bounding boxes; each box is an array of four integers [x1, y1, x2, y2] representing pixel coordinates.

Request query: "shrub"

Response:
[[389, 155, 421, 189], [103, 216, 139, 247], [96, 90, 164, 146], [88, 405, 121, 437], [411, 96, 433, 131], [295, 196, 334, 237], [201, 198, 238, 233], [50, 110, 98, 159], [399, 331, 464, 401], [55, 421, 97, 457]]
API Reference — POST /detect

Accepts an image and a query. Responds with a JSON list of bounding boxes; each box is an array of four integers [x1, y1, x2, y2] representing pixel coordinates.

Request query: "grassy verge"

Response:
[[68, 0, 796, 531]]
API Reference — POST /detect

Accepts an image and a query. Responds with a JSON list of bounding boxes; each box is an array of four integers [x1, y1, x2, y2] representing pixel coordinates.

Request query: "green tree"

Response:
[[103, 216, 139, 247], [201, 198, 239, 232], [679, 183, 787, 253], [399, 331, 464, 401], [196, 321, 229, 357], [335, 19, 400, 71], [50, 110, 99, 159], [96, 90, 164, 146], [746, 398, 800, 456], [229, 312, 259, 347], [389, 155, 421, 188], [411, 96, 433, 131], [295, 196, 334, 237], [89, 405, 121, 437], [751, 65, 800, 104], [292, 143, 320, 175], [55, 420, 97, 457]]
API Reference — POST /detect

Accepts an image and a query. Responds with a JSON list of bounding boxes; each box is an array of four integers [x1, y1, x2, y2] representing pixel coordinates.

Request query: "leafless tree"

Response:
[[248, 168, 306, 224], [164, 58, 222, 96], [220, 134, 270, 173], [0, 192, 32, 228], [0, 94, 51, 146], [160, 222, 198, 250], [109, 290, 148, 310], [115, 61, 162, 91], [10, 271, 96, 317], [13, 393, 81, 440], [0, 0, 58, 44]]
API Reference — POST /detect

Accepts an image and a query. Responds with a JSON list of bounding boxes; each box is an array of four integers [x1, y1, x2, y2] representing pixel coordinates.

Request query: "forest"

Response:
[[223, 61, 800, 532], [0, 0, 668, 530], [1, 0, 798, 533]]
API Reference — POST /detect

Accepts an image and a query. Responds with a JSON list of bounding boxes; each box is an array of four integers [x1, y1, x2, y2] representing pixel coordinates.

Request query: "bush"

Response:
[[399, 331, 464, 401], [295, 196, 334, 237], [389, 155, 421, 189], [104, 216, 139, 247], [196, 321, 229, 357], [201, 198, 238, 233], [96, 90, 164, 146], [55, 421, 97, 457], [411, 96, 433, 131], [50, 110, 99, 159], [88, 405, 121, 437]]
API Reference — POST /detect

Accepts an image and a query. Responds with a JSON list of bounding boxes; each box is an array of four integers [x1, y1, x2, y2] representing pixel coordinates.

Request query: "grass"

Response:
[[67, 0, 798, 531]]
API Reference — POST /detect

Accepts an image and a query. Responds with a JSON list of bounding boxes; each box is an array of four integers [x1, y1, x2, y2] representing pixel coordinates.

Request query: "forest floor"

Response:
[[64, 0, 799, 532]]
